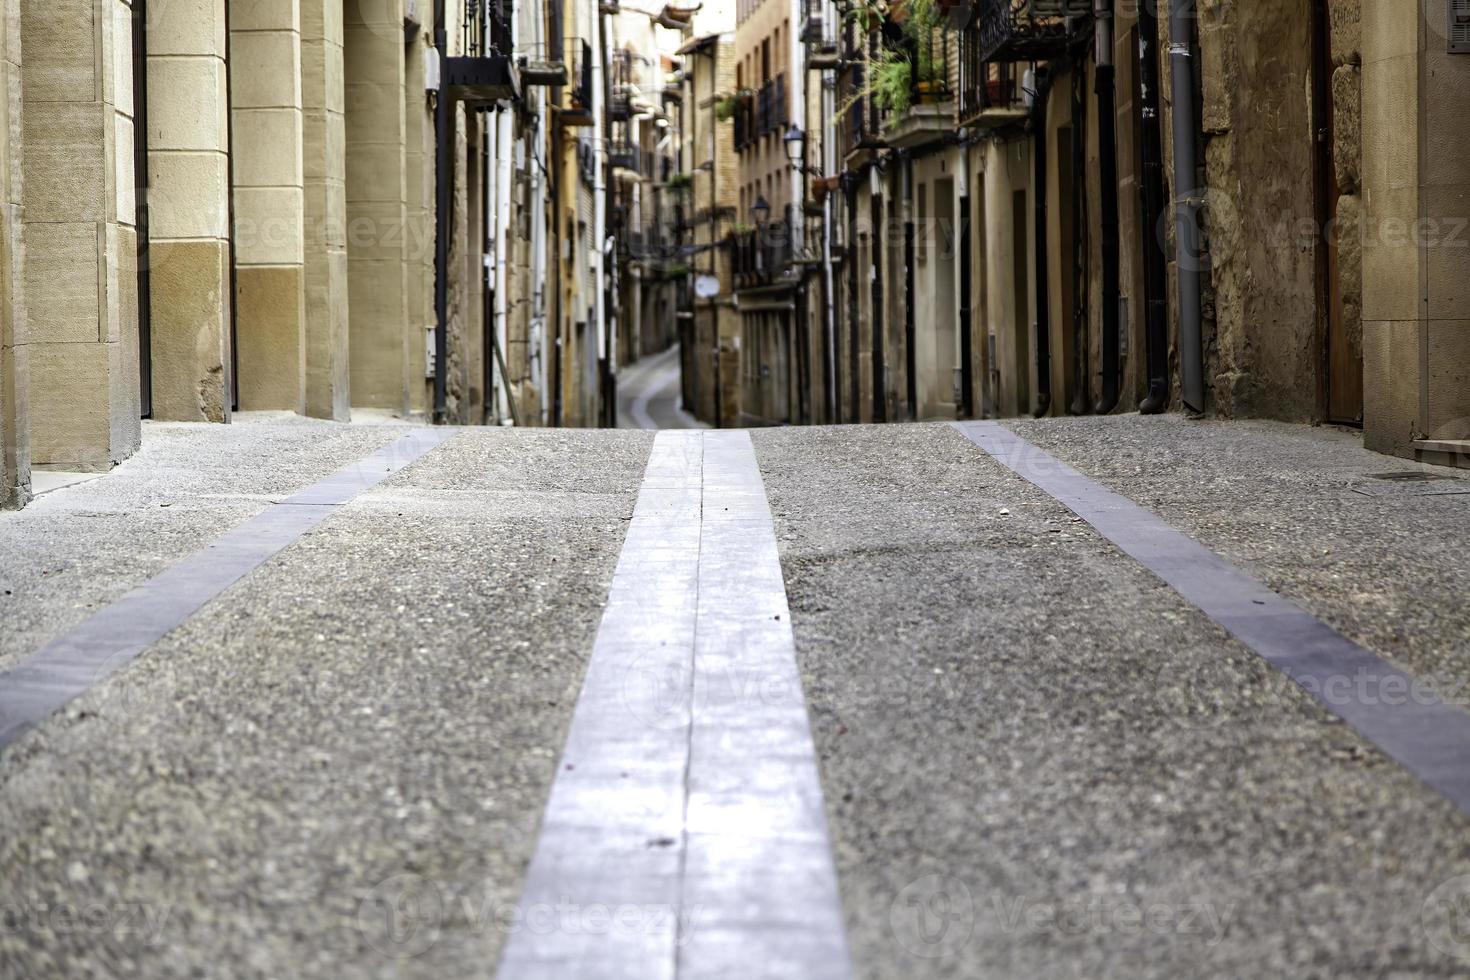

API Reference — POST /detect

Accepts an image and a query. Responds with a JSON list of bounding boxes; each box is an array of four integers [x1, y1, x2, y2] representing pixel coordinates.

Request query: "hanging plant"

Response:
[[714, 90, 748, 122]]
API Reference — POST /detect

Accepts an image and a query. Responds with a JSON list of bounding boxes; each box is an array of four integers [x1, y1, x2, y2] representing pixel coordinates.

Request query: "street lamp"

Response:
[[751, 195, 770, 227], [783, 124, 805, 171]]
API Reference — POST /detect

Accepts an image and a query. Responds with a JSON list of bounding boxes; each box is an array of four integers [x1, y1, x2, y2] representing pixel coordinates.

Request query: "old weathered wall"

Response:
[[1, 0, 27, 505], [23, 0, 142, 468], [230, 0, 307, 413], [301, 0, 350, 420], [148, 0, 233, 423], [1192, 0, 1320, 420], [344, 0, 409, 413]]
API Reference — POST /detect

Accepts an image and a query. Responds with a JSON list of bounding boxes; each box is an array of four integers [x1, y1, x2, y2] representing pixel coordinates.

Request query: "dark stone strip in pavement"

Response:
[[497, 430, 849, 980], [0, 427, 458, 750], [957, 420, 1470, 817]]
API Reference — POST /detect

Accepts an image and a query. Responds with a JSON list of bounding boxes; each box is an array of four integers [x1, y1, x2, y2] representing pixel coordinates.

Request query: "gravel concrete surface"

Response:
[[754, 422, 1470, 979], [1009, 415, 1470, 711], [0, 415, 405, 674], [0, 428, 651, 978]]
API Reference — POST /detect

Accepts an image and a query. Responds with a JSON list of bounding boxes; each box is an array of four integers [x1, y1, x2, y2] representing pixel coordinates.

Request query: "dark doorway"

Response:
[[131, 0, 152, 418], [1314, 0, 1361, 424], [1011, 189, 1031, 415]]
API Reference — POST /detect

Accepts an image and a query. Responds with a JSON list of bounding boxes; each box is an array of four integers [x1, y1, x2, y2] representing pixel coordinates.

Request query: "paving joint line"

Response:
[[0, 427, 458, 750], [956, 419, 1470, 817]]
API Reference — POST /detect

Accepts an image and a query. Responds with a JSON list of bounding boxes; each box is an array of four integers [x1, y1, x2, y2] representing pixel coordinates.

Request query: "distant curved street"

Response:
[[616, 343, 707, 430]]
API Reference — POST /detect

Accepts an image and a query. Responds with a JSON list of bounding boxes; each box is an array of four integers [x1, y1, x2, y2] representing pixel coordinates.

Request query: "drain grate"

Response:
[[1353, 472, 1470, 497]]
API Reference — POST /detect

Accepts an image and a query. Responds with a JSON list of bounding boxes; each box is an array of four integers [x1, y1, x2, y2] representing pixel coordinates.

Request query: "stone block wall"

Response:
[[301, 0, 349, 420], [230, 0, 306, 413], [147, 0, 232, 423], [1, 0, 26, 505], [22, 0, 142, 468]]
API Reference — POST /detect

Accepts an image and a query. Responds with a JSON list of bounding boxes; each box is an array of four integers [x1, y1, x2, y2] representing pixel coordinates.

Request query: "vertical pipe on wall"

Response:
[[958, 144, 974, 418], [903, 159, 916, 419], [1068, 63, 1088, 416], [1094, 0, 1122, 414], [592, 4, 609, 425], [433, 0, 451, 423], [1137, 0, 1169, 413], [1031, 66, 1053, 417], [870, 165, 885, 423], [1169, 0, 1205, 412]]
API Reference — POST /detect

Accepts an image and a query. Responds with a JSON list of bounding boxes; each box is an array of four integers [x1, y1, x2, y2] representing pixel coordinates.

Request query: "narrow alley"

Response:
[[4, 415, 1470, 977]]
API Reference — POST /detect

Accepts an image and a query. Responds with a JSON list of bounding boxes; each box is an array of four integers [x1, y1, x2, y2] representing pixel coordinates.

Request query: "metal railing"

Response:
[[801, 0, 825, 42], [566, 39, 593, 113], [731, 220, 794, 285], [975, 0, 1087, 63], [463, 0, 513, 58], [608, 141, 642, 173], [959, 51, 1024, 120]]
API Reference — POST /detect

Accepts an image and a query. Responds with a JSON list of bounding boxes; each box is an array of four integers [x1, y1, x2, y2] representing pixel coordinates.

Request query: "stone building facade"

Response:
[[0, 0, 607, 509], [733, 0, 1470, 468]]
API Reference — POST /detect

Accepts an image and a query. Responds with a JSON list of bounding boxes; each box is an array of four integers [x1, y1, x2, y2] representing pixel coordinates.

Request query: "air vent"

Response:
[[1451, 0, 1470, 53]]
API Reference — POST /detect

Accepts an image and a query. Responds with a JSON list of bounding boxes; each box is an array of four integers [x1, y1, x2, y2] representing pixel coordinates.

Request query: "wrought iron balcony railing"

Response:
[[801, 0, 825, 43], [731, 222, 795, 286], [975, 0, 1089, 63]]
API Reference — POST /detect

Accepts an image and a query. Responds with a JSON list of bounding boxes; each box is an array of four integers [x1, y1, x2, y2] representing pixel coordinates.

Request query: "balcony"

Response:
[[608, 141, 643, 175], [958, 52, 1028, 129], [801, 0, 825, 43], [731, 222, 795, 288], [975, 0, 1089, 63], [562, 40, 595, 126], [444, 0, 518, 103]]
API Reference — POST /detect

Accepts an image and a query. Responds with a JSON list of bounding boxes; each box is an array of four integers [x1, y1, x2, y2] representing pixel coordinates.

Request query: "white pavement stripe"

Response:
[[497, 430, 850, 980], [958, 420, 1470, 817], [0, 428, 458, 750]]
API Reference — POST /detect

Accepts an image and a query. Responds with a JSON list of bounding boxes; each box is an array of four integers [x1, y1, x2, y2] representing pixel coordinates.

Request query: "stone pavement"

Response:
[[2, 414, 1470, 978], [617, 344, 707, 431]]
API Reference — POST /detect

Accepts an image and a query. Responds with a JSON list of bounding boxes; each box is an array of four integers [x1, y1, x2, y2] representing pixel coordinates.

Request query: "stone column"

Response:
[[147, 0, 232, 422], [1, 1, 27, 505], [301, 0, 349, 419], [21, 0, 142, 470], [344, 0, 409, 413], [230, 0, 306, 412]]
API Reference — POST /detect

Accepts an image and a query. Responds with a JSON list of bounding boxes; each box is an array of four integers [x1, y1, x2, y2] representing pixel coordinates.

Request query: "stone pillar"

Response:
[[1, 1, 27, 505], [301, 0, 349, 419], [1362, 0, 1470, 459], [21, 0, 142, 470], [230, 0, 306, 412], [147, 0, 232, 422], [344, 0, 409, 413]]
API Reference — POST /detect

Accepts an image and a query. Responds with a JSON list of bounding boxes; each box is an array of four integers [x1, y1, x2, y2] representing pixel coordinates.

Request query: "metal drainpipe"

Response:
[[1137, 0, 1169, 413], [870, 164, 886, 424], [433, 0, 450, 424], [902, 158, 915, 419], [1068, 64, 1087, 416], [958, 142, 974, 418], [1170, 0, 1206, 412], [1031, 65, 1053, 417], [592, 5, 609, 426], [1094, 0, 1123, 414]]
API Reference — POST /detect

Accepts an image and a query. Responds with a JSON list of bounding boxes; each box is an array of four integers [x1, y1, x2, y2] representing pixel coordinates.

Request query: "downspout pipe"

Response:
[[1137, 0, 1169, 413], [958, 144, 974, 419], [1068, 63, 1087, 416], [1170, 0, 1205, 412], [1031, 65, 1053, 417], [869, 165, 885, 424], [1094, 0, 1123, 414], [433, 0, 451, 424]]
